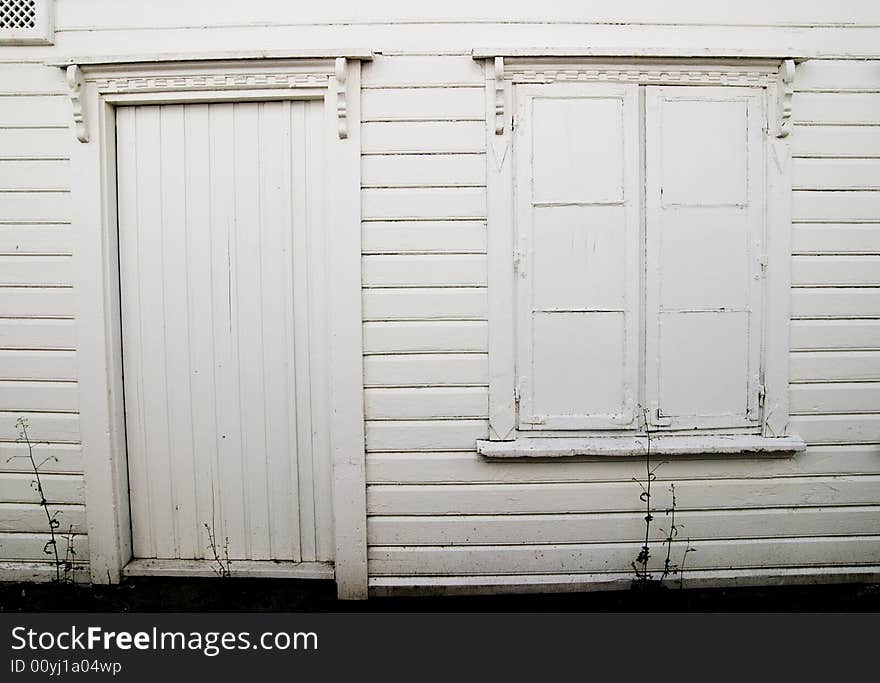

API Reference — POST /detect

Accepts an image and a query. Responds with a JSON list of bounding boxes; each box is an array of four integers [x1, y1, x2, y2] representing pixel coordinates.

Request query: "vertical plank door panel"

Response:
[[118, 100, 333, 564]]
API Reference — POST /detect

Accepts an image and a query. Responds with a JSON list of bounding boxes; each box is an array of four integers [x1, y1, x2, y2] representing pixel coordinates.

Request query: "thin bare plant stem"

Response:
[[16, 418, 62, 582]]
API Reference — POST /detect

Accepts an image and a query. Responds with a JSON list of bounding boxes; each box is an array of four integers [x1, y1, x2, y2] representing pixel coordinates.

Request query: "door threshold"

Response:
[[123, 559, 334, 580]]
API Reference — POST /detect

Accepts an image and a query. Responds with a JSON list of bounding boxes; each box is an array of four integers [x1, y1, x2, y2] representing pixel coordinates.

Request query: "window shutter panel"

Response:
[[645, 86, 765, 429], [515, 84, 640, 430]]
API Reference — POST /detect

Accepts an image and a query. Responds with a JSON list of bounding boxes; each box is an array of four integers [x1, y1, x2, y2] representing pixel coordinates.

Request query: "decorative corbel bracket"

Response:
[[66, 64, 88, 143], [335, 57, 348, 139], [493, 56, 505, 135], [774, 59, 795, 138]]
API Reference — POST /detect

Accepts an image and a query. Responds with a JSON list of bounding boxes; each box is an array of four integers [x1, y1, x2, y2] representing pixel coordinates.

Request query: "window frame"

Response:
[[481, 56, 797, 449]]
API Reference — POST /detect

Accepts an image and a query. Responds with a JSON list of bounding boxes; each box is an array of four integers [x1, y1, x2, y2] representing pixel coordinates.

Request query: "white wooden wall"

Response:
[[361, 55, 880, 591], [0, 1, 878, 588], [0, 57, 86, 580]]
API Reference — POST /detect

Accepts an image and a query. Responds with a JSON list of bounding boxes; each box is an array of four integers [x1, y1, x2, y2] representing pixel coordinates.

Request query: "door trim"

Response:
[[63, 57, 369, 598]]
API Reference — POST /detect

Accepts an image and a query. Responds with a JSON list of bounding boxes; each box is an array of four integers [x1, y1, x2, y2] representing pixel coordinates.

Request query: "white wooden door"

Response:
[[117, 101, 334, 564], [645, 86, 765, 430], [514, 84, 640, 430]]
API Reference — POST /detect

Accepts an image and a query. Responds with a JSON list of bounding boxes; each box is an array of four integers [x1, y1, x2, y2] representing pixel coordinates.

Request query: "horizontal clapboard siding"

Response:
[[0, 442, 82, 474], [370, 507, 880, 546], [0, 503, 85, 533], [0, 64, 83, 574], [0, 226, 72, 255], [792, 224, 880, 254], [368, 476, 880, 515], [366, 446, 880, 484], [363, 155, 484, 188], [363, 220, 487, 254], [363, 321, 487, 354], [369, 537, 880, 576], [362, 57, 880, 586], [363, 255, 486, 287], [0, 160, 70, 191], [0, 533, 88, 562], [791, 351, 880, 381]]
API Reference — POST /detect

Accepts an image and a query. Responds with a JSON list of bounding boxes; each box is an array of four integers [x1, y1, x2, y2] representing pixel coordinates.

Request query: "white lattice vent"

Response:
[[0, 0, 52, 44]]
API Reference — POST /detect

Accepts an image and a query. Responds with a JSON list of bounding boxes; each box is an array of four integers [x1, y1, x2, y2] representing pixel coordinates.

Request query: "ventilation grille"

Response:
[[0, 0, 37, 29], [0, 0, 52, 43]]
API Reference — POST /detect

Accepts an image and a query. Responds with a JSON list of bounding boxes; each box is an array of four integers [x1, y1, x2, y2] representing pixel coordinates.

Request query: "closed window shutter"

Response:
[[645, 86, 765, 429], [515, 84, 640, 430]]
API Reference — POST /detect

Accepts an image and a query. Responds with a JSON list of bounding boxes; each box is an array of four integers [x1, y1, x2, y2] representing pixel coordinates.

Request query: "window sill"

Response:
[[476, 434, 807, 459]]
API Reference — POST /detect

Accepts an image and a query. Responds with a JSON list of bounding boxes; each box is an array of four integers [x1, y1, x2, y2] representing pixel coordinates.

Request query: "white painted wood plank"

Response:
[[795, 60, 880, 91], [0, 96, 68, 127], [0, 532, 88, 562], [364, 353, 488, 387], [0, 161, 70, 191], [363, 56, 483, 87], [0, 66, 65, 94], [793, 190, 880, 222], [52, 4, 880, 32], [362, 122, 485, 154], [792, 126, 880, 158], [363, 321, 488, 354], [794, 92, 880, 124], [793, 255, 880, 286], [362, 187, 486, 220], [791, 351, 880, 380], [362, 87, 484, 121], [362, 154, 485, 188], [0, 442, 82, 474], [368, 475, 880, 516], [792, 289, 880, 319], [792, 224, 880, 253], [363, 255, 487, 287], [289, 100, 313, 562], [0, 193, 70, 223], [365, 387, 488, 419], [791, 414, 880, 444], [0, 226, 71, 255], [161, 104, 199, 560], [123, 558, 333, 579], [365, 419, 488, 452], [369, 506, 880, 546], [181, 102, 221, 563], [0, 350, 76, 380], [369, 536, 880, 576], [0, 473, 84, 504], [793, 159, 880, 191], [259, 100, 298, 562], [366, 445, 880, 484], [363, 220, 487, 254], [0, 129, 68, 159], [0, 255, 71, 286], [0, 380, 77, 412], [791, 319, 880, 351], [0, 318, 75, 349], [363, 287, 487, 321], [0, 412, 79, 442], [32, 22, 880, 60], [0, 561, 89, 584], [234, 101, 272, 561], [0, 503, 85, 533], [791, 382, 880, 414]]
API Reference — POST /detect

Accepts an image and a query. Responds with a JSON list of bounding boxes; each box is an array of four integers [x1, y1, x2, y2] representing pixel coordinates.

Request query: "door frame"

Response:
[[58, 53, 371, 598]]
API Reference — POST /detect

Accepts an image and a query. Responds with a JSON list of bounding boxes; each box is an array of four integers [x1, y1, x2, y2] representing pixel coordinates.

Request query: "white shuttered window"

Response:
[[645, 87, 765, 430], [510, 81, 769, 436], [515, 84, 640, 430]]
